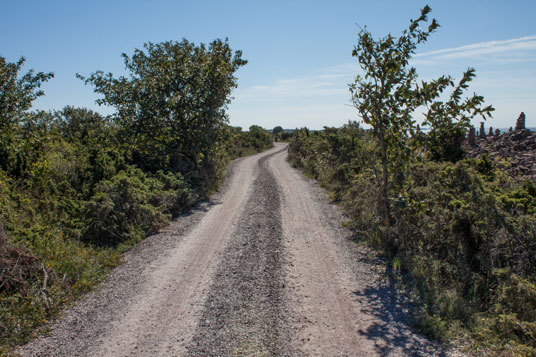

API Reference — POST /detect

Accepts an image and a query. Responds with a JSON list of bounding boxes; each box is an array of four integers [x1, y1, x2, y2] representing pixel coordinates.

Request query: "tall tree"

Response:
[[79, 39, 246, 178]]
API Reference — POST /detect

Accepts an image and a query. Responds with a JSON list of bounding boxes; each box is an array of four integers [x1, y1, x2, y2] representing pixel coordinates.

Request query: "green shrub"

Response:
[[288, 128, 536, 354], [152, 170, 198, 216], [84, 166, 170, 246]]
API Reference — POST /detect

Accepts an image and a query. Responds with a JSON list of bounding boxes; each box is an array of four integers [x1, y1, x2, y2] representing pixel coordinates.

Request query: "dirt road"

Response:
[[19, 143, 445, 356]]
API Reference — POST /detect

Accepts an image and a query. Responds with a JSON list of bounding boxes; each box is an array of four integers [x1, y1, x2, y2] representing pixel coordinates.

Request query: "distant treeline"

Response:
[[0, 39, 273, 350]]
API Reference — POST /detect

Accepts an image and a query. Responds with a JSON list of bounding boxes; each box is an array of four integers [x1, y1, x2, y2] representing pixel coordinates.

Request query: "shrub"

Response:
[[83, 167, 170, 246], [288, 128, 536, 354]]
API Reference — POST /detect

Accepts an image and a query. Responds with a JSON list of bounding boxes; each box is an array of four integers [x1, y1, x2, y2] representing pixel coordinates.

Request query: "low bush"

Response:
[[84, 167, 171, 245]]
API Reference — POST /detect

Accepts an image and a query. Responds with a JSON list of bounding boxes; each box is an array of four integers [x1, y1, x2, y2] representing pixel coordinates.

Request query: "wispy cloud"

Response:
[[235, 63, 362, 102], [236, 35, 536, 102], [413, 34, 536, 63], [230, 36, 535, 129], [237, 74, 349, 101]]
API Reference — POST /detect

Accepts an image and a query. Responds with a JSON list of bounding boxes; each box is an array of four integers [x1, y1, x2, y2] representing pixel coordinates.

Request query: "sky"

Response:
[[1, 0, 535, 130]]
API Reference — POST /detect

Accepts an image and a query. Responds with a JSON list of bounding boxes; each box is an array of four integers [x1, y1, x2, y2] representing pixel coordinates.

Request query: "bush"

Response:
[[0, 40, 271, 351], [84, 167, 171, 246], [288, 128, 536, 354], [152, 170, 198, 216]]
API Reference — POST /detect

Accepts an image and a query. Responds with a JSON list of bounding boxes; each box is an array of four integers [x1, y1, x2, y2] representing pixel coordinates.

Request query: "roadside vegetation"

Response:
[[289, 7, 535, 355], [0, 40, 272, 351]]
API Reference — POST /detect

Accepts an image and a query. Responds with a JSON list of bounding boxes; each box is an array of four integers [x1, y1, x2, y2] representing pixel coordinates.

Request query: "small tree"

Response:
[[350, 6, 447, 229], [272, 126, 283, 141], [349, 6, 492, 236]]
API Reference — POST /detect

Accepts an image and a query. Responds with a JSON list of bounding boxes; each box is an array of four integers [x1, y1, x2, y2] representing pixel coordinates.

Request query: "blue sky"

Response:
[[1, 0, 535, 130]]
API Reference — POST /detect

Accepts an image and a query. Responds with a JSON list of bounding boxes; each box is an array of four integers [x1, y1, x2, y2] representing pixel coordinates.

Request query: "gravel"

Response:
[[187, 151, 292, 356]]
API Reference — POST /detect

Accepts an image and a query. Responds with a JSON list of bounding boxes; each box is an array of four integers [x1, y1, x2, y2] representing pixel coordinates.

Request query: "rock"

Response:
[[463, 115, 535, 181], [468, 126, 476, 146], [479, 122, 486, 139], [515, 112, 526, 131]]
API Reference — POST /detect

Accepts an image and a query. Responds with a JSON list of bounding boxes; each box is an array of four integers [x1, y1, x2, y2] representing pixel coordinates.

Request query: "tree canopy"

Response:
[[350, 5, 493, 229], [0, 56, 54, 174], [79, 39, 247, 175]]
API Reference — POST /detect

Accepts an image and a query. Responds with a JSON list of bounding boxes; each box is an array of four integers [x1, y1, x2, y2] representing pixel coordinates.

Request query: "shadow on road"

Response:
[[177, 198, 223, 218], [352, 265, 447, 356]]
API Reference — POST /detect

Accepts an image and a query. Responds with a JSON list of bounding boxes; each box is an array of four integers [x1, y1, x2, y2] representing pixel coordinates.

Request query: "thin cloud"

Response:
[[414, 34, 536, 62], [236, 71, 351, 100], [231, 36, 535, 129], [234, 63, 363, 102]]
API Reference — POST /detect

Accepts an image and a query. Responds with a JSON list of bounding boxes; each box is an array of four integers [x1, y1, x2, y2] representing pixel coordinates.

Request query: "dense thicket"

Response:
[[289, 6, 534, 355], [0, 40, 272, 350]]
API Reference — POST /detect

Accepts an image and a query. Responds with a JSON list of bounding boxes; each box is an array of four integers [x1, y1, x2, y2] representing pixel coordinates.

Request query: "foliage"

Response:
[[349, 6, 493, 235], [288, 126, 536, 354], [0, 38, 273, 352], [84, 167, 171, 245], [272, 126, 283, 141], [0, 56, 54, 131], [78, 39, 247, 182], [51, 106, 111, 145], [223, 125, 274, 159], [0, 56, 54, 176], [350, 6, 443, 229], [246, 125, 273, 151], [279, 131, 294, 141], [423, 69, 494, 162]]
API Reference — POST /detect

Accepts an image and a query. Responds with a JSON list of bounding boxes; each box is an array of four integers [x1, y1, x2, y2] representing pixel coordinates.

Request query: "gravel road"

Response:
[[18, 143, 449, 356]]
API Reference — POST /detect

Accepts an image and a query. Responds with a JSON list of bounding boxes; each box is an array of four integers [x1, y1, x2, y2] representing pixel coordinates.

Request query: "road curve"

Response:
[[19, 143, 445, 356]]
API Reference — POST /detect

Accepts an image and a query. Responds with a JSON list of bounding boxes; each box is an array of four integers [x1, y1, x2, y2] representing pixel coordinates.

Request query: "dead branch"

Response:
[[41, 263, 49, 290], [0, 221, 6, 247]]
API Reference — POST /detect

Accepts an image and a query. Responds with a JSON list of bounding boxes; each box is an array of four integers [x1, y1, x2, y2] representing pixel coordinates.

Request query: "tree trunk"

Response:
[[378, 130, 391, 225], [377, 126, 394, 250]]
